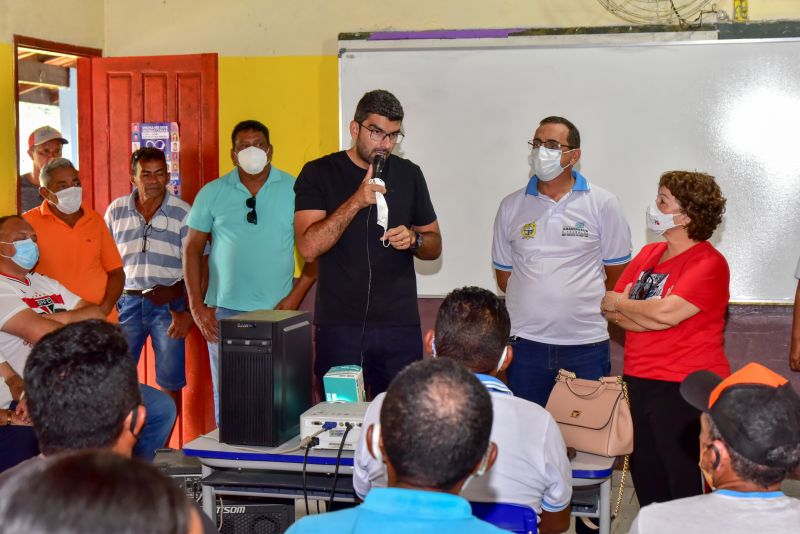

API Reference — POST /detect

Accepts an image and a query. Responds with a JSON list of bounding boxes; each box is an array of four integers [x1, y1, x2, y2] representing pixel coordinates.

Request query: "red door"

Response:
[[77, 53, 218, 446]]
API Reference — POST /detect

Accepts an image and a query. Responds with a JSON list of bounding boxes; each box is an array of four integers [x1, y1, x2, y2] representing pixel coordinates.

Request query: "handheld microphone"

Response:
[[372, 154, 386, 181]]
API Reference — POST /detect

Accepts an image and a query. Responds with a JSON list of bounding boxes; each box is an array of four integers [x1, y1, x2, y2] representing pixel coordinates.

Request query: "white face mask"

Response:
[[49, 186, 82, 214], [529, 147, 570, 182], [237, 146, 269, 175], [645, 200, 680, 235], [369, 177, 390, 247]]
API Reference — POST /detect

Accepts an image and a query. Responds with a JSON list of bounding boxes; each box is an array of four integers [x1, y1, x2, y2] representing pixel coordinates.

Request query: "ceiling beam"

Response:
[[19, 86, 59, 106], [17, 59, 69, 89]]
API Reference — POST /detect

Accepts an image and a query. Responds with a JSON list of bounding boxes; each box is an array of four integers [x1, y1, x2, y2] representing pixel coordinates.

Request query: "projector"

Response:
[[299, 402, 370, 450]]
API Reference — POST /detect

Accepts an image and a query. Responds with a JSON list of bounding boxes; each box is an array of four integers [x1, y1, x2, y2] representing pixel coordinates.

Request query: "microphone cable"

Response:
[[357, 155, 387, 395], [358, 205, 374, 380]]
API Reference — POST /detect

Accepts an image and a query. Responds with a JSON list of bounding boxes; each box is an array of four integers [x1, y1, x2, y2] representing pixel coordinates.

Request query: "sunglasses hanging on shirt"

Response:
[[246, 196, 257, 225]]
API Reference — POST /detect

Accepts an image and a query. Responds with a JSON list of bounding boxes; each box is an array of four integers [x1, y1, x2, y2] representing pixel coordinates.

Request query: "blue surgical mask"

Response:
[[0, 238, 40, 270]]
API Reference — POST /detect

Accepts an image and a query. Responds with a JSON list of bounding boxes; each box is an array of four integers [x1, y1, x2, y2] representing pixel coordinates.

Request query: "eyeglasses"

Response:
[[358, 123, 404, 143], [528, 139, 575, 151], [246, 196, 257, 225], [140, 215, 168, 253], [141, 223, 152, 253]]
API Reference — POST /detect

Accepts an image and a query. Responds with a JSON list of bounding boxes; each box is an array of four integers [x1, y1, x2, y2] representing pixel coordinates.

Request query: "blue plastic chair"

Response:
[[470, 502, 538, 534]]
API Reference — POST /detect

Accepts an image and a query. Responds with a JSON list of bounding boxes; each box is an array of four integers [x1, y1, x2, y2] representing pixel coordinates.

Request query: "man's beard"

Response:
[[356, 139, 387, 165]]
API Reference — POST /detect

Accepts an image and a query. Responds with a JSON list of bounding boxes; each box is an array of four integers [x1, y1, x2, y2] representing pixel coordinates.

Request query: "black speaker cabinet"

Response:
[[154, 449, 203, 502], [219, 310, 312, 447], [216, 498, 294, 534]]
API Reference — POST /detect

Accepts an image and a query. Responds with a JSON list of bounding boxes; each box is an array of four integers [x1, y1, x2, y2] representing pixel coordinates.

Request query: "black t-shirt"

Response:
[[295, 151, 437, 326]]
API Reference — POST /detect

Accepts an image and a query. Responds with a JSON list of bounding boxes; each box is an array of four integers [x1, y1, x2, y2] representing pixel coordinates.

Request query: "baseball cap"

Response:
[[680, 362, 800, 468], [28, 126, 68, 149]]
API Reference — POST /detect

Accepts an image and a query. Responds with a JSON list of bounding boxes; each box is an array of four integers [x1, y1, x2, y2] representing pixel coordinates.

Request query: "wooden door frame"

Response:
[[13, 35, 102, 213]]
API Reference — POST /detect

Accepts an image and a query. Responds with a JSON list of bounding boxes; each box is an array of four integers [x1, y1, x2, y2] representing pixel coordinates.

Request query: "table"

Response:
[[571, 452, 615, 534], [184, 430, 356, 521], [184, 430, 615, 534]]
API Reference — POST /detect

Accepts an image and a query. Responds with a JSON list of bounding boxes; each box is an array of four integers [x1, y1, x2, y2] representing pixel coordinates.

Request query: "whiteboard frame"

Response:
[[338, 35, 800, 303]]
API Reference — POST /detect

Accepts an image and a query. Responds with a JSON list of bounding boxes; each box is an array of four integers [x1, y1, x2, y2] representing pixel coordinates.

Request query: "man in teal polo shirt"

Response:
[[286, 358, 505, 534], [184, 120, 316, 422]]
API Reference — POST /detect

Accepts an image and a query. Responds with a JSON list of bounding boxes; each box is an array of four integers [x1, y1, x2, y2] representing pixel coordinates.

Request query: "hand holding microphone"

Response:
[[371, 154, 386, 182], [355, 155, 387, 209]]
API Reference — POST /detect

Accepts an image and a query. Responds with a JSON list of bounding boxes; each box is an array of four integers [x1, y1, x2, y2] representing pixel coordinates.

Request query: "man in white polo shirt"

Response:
[[354, 287, 572, 534], [492, 116, 631, 407], [631, 362, 800, 532]]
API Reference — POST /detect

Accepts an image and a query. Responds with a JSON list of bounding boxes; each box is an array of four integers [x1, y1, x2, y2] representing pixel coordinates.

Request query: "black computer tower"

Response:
[[219, 310, 312, 447]]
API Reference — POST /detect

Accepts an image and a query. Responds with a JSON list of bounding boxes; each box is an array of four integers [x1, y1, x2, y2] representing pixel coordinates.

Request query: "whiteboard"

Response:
[[340, 38, 800, 302]]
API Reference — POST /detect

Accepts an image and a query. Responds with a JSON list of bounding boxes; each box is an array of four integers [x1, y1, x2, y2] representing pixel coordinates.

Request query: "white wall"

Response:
[[102, 0, 800, 57], [0, 0, 104, 47]]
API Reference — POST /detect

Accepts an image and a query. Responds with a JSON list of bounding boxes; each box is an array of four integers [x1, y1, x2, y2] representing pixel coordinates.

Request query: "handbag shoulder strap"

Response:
[[556, 369, 625, 386]]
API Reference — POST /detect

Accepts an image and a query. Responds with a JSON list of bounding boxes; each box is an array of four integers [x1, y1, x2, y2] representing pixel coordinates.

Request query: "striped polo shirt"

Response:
[[104, 190, 190, 290]]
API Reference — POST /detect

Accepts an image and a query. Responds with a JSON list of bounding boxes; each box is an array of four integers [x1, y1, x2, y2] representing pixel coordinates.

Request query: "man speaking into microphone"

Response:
[[295, 89, 441, 397]]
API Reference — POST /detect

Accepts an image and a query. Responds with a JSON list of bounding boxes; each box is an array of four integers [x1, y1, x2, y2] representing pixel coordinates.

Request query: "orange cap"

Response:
[[708, 362, 787, 408]]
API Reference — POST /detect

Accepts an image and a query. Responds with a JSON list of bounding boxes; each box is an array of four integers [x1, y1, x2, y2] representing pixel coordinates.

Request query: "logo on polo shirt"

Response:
[[562, 220, 589, 238], [22, 294, 66, 314], [521, 221, 537, 239]]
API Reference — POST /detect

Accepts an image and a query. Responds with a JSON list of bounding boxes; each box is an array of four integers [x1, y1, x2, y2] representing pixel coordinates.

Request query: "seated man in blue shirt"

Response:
[[286, 358, 505, 533]]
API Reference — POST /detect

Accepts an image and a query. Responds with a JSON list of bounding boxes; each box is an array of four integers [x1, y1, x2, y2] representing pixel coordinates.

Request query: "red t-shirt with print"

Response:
[[614, 241, 730, 382]]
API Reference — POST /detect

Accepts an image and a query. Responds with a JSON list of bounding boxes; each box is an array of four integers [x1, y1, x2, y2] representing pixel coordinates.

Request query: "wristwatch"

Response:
[[409, 231, 423, 252]]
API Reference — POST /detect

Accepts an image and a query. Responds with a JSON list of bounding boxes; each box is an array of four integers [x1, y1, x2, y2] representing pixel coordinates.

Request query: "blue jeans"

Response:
[[206, 307, 245, 424], [117, 294, 186, 390], [133, 384, 176, 461], [506, 338, 611, 407], [0, 401, 39, 473]]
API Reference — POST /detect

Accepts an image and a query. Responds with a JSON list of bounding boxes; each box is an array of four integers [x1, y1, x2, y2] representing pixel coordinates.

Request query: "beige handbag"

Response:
[[545, 369, 634, 523], [545, 369, 633, 457]]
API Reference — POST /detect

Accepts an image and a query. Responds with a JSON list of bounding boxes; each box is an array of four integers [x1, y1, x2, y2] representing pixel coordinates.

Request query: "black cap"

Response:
[[680, 363, 800, 468]]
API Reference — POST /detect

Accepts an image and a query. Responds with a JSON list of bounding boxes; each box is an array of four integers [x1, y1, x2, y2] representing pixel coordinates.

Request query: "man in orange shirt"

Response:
[[22, 158, 124, 315]]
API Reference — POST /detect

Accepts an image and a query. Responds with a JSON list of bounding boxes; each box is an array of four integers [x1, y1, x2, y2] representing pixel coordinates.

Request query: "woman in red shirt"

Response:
[[601, 171, 729, 507]]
